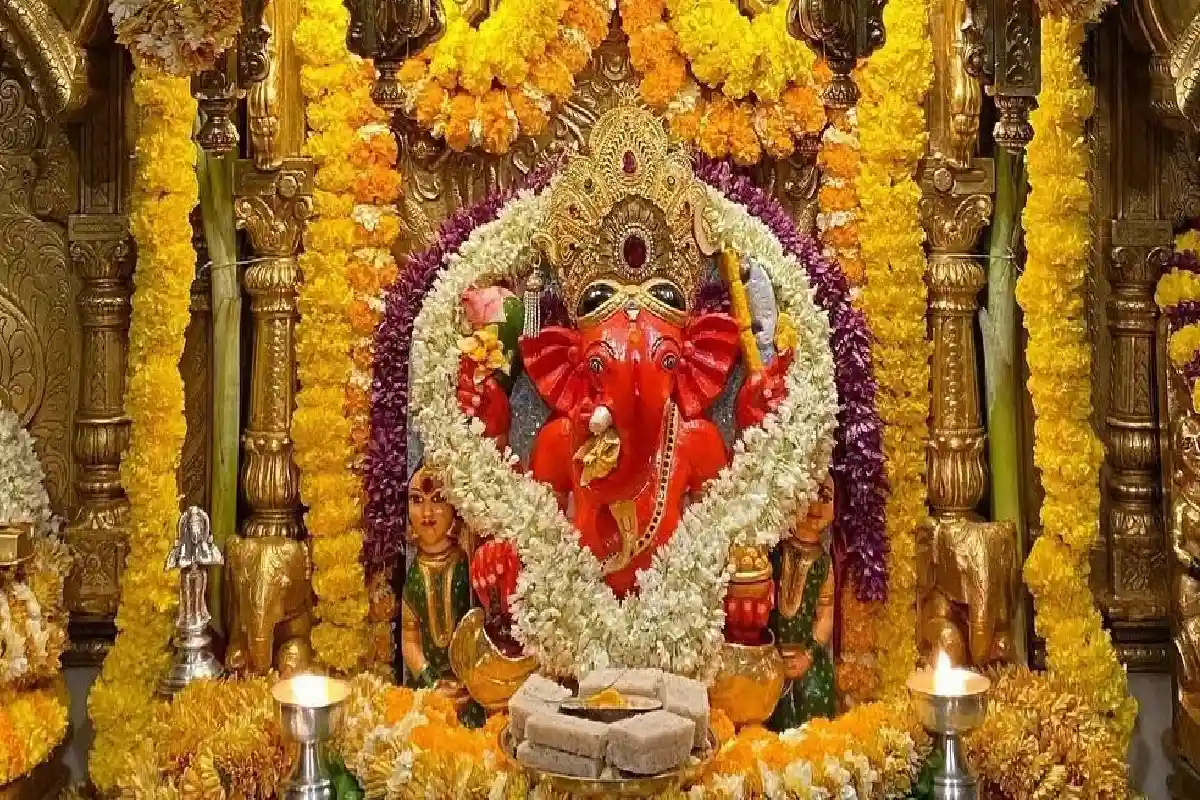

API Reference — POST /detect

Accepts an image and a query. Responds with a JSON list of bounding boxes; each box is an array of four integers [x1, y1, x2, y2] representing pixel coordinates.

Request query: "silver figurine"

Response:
[[158, 506, 224, 696]]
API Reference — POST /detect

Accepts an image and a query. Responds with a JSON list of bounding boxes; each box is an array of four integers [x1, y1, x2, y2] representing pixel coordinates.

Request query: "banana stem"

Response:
[[981, 146, 1029, 664], [198, 148, 240, 632]]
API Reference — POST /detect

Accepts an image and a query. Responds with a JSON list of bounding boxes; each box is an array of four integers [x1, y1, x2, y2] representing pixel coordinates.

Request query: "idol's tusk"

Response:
[[589, 406, 613, 435]]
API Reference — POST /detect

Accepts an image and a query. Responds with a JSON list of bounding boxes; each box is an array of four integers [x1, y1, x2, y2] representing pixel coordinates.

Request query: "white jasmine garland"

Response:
[[410, 185, 838, 678], [0, 405, 68, 687], [0, 405, 56, 535]]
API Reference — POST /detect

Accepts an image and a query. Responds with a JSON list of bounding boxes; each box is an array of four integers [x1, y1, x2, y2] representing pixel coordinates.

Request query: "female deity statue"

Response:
[[400, 464, 482, 722], [769, 477, 836, 729]]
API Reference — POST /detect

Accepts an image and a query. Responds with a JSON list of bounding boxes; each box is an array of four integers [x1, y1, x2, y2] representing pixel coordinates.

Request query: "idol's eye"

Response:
[[648, 282, 686, 312], [588, 356, 604, 374], [579, 283, 617, 317], [662, 353, 678, 370]]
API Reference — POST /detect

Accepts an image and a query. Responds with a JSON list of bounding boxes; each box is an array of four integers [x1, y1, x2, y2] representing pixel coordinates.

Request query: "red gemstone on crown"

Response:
[[623, 234, 647, 269], [622, 151, 637, 174]]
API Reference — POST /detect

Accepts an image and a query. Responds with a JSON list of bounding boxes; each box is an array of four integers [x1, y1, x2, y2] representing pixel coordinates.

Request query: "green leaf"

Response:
[[329, 756, 364, 800]]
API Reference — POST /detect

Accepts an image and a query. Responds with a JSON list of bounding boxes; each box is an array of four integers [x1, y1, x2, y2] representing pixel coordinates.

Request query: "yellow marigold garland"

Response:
[[1018, 14, 1136, 742], [397, 0, 609, 154], [87, 69, 196, 792], [113, 677, 291, 799], [1178, 228, 1200, 253], [295, 0, 398, 672], [619, 0, 826, 163], [853, 0, 932, 697], [1155, 246, 1200, 406], [0, 678, 68, 785], [966, 667, 1128, 798]]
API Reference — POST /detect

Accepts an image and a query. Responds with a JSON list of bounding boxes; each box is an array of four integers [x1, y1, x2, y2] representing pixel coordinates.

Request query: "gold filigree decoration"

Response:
[[535, 101, 709, 322]]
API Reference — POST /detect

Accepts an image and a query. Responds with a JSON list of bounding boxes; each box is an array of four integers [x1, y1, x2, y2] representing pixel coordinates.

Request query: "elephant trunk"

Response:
[[247, 622, 276, 673], [968, 600, 995, 666]]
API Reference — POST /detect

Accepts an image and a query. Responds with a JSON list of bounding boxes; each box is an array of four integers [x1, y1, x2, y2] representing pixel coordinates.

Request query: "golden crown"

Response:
[[536, 103, 710, 326]]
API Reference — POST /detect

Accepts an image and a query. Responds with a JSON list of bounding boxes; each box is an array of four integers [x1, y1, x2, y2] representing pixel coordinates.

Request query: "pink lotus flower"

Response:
[[462, 286, 516, 329]]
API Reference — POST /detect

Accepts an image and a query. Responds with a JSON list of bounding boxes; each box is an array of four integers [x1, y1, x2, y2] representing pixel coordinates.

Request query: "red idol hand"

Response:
[[735, 352, 793, 430], [457, 357, 512, 446], [471, 537, 521, 615]]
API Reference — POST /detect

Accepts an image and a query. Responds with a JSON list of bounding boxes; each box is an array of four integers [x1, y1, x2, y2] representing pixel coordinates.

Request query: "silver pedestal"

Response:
[[157, 619, 224, 696], [929, 732, 978, 800]]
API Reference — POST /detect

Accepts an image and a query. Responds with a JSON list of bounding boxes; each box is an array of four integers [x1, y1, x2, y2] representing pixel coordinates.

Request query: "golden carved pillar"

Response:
[[918, 164, 1020, 670], [1089, 15, 1173, 670], [924, 0, 992, 522], [1107, 220, 1171, 651], [922, 167, 992, 521], [65, 216, 131, 618], [233, 161, 312, 541], [63, 42, 129, 660], [915, 0, 1018, 669]]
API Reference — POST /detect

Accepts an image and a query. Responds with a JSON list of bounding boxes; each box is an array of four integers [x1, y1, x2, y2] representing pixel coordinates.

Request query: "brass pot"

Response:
[[449, 608, 537, 712], [0, 522, 34, 568], [708, 635, 785, 728]]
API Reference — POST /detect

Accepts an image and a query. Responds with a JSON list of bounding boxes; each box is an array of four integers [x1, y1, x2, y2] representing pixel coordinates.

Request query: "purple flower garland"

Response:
[[695, 158, 889, 601], [364, 169, 554, 576]]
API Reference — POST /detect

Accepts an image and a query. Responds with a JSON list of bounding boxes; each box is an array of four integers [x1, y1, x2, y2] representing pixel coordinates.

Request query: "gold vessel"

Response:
[[0, 522, 34, 567], [449, 608, 536, 712], [708, 634, 786, 727]]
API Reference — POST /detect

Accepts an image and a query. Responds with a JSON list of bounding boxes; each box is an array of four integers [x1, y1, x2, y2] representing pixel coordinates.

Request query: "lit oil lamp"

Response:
[[906, 652, 990, 800], [273, 674, 350, 800]]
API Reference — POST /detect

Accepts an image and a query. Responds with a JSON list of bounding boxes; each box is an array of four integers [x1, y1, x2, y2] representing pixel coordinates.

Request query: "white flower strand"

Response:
[[409, 185, 838, 678]]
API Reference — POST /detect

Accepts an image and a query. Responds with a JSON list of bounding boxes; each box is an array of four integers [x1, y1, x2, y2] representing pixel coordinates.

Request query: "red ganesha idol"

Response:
[[455, 106, 794, 664]]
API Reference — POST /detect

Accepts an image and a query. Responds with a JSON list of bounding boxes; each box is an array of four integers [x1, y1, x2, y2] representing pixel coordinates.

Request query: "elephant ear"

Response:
[[676, 312, 741, 418], [520, 327, 589, 414]]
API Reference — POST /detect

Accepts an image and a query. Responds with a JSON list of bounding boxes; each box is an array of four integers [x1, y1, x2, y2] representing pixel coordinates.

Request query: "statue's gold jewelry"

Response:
[[535, 102, 710, 324], [777, 538, 821, 620], [600, 401, 679, 575], [417, 547, 464, 650]]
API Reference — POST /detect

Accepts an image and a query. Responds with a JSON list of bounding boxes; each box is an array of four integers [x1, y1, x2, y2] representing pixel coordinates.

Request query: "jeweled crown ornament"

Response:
[[535, 101, 712, 327], [159, 506, 224, 696]]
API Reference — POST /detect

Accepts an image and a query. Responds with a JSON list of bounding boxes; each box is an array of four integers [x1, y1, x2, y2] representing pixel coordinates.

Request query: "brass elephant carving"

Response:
[[917, 517, 1016, 667], [224, 534, 313, 676]]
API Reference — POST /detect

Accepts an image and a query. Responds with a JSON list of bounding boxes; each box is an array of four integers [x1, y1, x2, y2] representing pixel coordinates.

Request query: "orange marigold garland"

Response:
[[620, 0, 825, 164], [853, 0, 932, 697], [397, 0, 609, 154], [295, 0, 401, 672], [817, 105, 864, 286]]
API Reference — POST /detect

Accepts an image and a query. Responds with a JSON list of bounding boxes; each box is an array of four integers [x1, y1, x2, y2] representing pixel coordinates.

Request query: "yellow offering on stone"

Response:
[[584, 687, 628, 709]]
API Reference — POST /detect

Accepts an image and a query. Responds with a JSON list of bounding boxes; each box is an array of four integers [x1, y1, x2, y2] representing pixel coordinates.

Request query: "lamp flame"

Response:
[[273, 673, 348, 709], [932, 651, 968, 696]]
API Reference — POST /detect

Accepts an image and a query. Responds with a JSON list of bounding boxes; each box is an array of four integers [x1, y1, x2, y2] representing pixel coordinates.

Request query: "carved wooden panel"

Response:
[[0, 59, 78, 516]]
